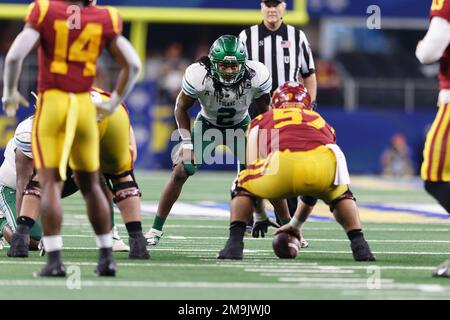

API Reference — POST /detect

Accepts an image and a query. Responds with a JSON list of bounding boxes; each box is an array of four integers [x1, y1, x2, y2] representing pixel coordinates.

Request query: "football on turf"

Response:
[[272, 232, 301, 259]]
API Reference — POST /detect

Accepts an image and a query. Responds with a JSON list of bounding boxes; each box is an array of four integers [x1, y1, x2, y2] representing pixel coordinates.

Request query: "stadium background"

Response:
[[2, 0, 450, 301], [0, 0, 438, 175]]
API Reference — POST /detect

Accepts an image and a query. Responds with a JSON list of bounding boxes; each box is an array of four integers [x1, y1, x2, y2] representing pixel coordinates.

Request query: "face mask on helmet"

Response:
[[84, 0, 97, 6], [271, 82, 312, 110], [209, 35, 247, 86]]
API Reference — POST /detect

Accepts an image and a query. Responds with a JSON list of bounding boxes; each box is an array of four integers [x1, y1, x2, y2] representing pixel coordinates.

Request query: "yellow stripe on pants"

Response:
[[59, 93, 78, 181]]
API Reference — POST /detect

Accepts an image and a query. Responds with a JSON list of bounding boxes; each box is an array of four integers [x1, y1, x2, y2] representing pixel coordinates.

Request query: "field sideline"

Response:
[[0, 171, 450, 300]]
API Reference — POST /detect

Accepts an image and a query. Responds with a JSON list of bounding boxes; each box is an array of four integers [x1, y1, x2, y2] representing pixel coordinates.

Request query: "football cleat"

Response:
[[112, 226, 130, 252], [33, 262, 66, 277], [351, 238, 376, 261], [217, 239, 244, 260], [129, 235, 150, 260], [145, 228, 163, 246], [432, 259, 450, 278], [7, 233, 29, 257], [300, 238, 309, 248], [95, 257, 116, 276], [245, 225, 253, 237]]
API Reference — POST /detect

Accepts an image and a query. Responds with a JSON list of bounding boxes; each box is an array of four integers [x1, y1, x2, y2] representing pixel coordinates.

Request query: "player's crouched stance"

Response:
[[218, 82, 375, 261]]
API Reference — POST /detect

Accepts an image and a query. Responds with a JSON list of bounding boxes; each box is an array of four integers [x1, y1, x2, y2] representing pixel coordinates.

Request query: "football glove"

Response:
[[1, 91, 29, 117], [252, 218, 280, 238], [94, 91, 121, 121]]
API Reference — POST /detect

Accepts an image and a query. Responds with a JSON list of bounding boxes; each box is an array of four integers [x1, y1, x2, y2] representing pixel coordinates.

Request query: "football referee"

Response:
[[239, 0, 317, 102], [239, 0, 318, 233]]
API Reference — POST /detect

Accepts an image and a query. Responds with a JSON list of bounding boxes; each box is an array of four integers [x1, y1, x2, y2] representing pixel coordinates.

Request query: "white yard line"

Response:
[[0, 260, 437, 271], [2, 245, 449, 255], [0, 279, 446, 294], [59, 234, 450, 244]]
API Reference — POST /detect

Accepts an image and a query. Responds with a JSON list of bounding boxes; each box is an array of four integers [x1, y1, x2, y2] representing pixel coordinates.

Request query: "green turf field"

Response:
[[1, 171, 450, 300]]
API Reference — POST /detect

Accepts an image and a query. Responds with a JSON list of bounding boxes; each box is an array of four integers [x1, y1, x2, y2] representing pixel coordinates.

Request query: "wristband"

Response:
[[253, 210, 269, 222], [181, 143, 194, 150], [289, 216, 302, 229]]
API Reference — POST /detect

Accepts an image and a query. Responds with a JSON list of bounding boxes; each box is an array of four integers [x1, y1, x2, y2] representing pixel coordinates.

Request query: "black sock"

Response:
[[99, 247, 113, 260], [48, 250, 61, 264], [16, 216, 35, 235], [229, 221, 246, 241], [125, 221, 143, 238], [425, 181, 450, 213], [347, 229, 364, 242]]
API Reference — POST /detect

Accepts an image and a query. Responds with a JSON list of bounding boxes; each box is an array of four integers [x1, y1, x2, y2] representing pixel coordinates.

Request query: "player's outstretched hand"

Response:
[[252, 218, 280, 238], [274, 224, 300, 240], [1, 91, 29, 117]]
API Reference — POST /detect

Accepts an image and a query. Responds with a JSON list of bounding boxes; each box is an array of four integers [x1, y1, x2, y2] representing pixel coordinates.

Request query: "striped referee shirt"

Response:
[[239, 22, 315, 92]]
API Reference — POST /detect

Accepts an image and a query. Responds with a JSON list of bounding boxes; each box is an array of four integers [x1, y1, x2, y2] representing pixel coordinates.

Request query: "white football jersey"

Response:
[[181, 60, 272, 127], [0, 117, 34, 190]]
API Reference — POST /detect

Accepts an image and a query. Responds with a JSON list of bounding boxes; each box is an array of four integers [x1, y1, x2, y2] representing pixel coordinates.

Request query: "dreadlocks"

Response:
[[196, 56, 252, 101]]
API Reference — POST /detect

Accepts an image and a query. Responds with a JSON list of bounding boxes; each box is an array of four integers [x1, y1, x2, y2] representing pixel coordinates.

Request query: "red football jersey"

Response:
[[25, 0, 123, 92], [430, 0, 450, 89], [248, 108, 336, 158]]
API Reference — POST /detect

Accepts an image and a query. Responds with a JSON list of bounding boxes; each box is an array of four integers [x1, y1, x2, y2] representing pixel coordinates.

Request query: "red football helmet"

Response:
[[271, 82, 312, 110]]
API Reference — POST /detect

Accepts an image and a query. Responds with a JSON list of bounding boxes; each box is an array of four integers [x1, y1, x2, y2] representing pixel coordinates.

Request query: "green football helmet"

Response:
[[209, 35, 247, 86]]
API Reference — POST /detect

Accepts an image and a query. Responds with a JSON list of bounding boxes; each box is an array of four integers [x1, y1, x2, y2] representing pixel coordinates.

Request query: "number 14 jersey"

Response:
[[25, 0, 122, 93]]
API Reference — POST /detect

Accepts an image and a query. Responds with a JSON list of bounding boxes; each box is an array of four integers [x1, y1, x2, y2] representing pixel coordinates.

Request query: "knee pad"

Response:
[[105, 171, 142, 203], [329, 189, 356, 212], [24, 180, 41, 198]]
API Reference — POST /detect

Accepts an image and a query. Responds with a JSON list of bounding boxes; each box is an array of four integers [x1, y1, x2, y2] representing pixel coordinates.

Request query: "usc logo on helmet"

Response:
[[271, 82, 312, 110]]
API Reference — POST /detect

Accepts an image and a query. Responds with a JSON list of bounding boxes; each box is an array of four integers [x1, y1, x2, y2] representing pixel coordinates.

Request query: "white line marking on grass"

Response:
[[153, 236, 450, 244], [0, 261, 438, 274], [4, 246, 446, 255], [0, 280, 447, 294], [278, 277, 395, 284], [163, 225, 450, 232], [251, 269, 355, 274]]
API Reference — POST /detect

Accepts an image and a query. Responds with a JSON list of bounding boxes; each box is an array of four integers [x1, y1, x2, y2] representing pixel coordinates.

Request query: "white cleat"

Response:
[[0, 239, 3, 250], [145, 228, 163, 246], [300, 238, 309, 248], [38, 239, 46, 256], [112, 226, 130, 252]]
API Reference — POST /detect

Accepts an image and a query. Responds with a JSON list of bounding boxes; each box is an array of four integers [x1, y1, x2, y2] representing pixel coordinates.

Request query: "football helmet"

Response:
[[271, 82, 312, 110], [209, 35, 247, 86]]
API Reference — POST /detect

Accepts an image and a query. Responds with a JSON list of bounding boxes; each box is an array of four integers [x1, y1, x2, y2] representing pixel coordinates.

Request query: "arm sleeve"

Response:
[[3, 27, 40, 98], [416, 16, 450, 64]]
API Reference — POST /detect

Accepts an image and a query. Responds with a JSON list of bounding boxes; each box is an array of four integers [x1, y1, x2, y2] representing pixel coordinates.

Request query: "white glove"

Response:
[[1, 90, 29, 117], [93, 91, 121, 121]]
